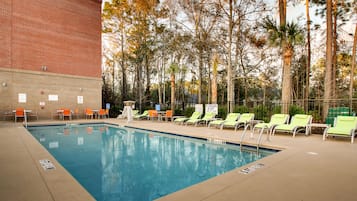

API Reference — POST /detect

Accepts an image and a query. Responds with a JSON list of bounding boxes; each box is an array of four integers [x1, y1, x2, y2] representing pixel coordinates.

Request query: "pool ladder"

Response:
[[240, 125, 270, 152], [23, 112, 28, 128]]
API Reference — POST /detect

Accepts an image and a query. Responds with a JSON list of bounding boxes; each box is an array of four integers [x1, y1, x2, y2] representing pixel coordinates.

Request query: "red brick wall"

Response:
[[1, 0, 101, 78], [0, 0, 12, 68]]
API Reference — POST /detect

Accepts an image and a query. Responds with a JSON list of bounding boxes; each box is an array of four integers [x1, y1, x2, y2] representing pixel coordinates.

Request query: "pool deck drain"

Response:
[[1, 119, 357, 201]]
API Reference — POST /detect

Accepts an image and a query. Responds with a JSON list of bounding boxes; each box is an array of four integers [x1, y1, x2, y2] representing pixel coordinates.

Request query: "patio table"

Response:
[[308, 123, 330, 135]]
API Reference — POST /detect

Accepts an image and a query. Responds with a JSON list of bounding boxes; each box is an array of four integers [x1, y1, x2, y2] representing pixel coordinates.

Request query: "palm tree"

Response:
[[168, 63, 180, 115], [262, 17, 304, 114]]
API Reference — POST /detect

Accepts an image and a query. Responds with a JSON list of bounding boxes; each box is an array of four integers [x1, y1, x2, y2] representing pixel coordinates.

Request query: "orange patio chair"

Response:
[[63, 108, 72, 120], [163, 110, 173, 122], [148, 110, 158, 120], [98, 109, 107, 119], [85, 108, 94, 119], [105, 109, 109, 118], [15, 107, 25, 123]]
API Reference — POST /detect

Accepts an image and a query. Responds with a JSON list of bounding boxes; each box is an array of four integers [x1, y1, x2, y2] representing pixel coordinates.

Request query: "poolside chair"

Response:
[[323, 116, 357, 143], [252, 114, 290, 137], [98, 109, 107, 119], [162, 110, 173, 122], [132, 110, 139, 116], [221, 113, 255, 131], [208, 113, 240, 128], [85, 108, 94, 119], [105, 109, 110, 118], [148, 110, 159, 120], [15, 107, 25, 123], [272, 114, 312, 137], [174, 111, 202, 125], [185, 112, 216, 126], [62, 108, 72, 120], [134, 110, 149, 120]]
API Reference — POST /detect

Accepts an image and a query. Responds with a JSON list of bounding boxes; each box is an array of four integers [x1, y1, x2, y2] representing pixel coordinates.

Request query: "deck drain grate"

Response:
[[39, 159, 56, 171], [239, 163, 265, 174]]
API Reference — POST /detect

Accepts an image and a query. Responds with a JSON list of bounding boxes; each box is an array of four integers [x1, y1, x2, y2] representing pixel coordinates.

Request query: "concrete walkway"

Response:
[[0, 119, 356, 201]]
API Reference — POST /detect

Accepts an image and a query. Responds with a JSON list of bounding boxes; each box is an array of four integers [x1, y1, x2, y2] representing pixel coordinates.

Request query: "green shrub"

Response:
[[109, 105, 121, 118], [234, 105, 249, 113], [308, 110, 322, 122], [218, 106, 227, 119], [272, 105, 281, 114], [289, 105, 305, 116], [174, 108, 183, 116], [183, 107, 195, 117], [253, 105, 269, 121]]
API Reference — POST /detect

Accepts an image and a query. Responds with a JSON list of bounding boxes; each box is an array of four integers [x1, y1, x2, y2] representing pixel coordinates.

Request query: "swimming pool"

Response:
[[28, 124, 276, 201]]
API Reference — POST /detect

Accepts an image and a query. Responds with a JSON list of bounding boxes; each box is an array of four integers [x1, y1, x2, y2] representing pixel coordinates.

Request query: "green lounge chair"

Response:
[[132, 110, 139, 116], [134, 110, 149, 120], [221, 113, 255, 131], [185, 112, 216, 126], [272, 114, 312, 137], [325, 107, 352, 126], [174, 111, 202, 125], [323, 116, 357, 143], [208, 113, 240, 128], [253, 114, 290, 136]]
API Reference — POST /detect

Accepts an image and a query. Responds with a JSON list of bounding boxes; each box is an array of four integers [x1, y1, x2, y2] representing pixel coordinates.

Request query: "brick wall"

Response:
[[0, 0, 12, 68], [0, 0, 102, 119], [9, 0, 102, 77]]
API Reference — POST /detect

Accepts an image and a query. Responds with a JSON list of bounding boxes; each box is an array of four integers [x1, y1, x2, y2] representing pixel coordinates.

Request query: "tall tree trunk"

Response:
[[234, 16, 242, 106], [207, 50, 212, 104], [145, 54, 151, 102], [136, 63, 143, 112], [211, 54, 218, 104], [279, 0, 289, 114], [323, 0, 333, 120], [244, 77, 248, 106], [162, 58, 166, 106], [349, 24, 357, 109], [112, 60, 116, 103], [121, 29, 127, 101], [331, 0, 338, 100], [158, 59, 162, 104], [170, 73, 175, 115], [305, 0, 311, 111], [198, 48, 203, 104], [282, 48, 293, 113], [227, 0, 234, 113]]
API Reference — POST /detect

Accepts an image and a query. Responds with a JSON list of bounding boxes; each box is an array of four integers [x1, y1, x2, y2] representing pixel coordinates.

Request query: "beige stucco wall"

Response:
[[0, 68, 102, 119]]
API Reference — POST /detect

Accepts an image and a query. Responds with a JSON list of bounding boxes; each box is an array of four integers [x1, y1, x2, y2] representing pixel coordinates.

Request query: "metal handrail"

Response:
[[23, 112, 28, 128]]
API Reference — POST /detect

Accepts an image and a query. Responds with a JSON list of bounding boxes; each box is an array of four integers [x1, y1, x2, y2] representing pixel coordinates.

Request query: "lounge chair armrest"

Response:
[[173, 116, 185, 120]]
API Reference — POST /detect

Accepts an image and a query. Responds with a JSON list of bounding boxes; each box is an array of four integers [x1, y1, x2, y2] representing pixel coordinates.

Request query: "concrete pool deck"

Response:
[[1, 119, 357, 201]]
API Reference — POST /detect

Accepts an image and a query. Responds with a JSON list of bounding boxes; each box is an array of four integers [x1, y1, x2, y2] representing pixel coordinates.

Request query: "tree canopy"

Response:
[[102, 0, 356, 117]]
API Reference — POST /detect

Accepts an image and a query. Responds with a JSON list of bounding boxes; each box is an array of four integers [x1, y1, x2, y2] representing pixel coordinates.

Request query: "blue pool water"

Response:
[[28, 124, 275, 201]]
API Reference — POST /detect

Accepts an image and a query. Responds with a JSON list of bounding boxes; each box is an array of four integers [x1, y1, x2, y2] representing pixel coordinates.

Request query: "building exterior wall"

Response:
[[0, 0, 102, 119], [0, 68, 102, 119]]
